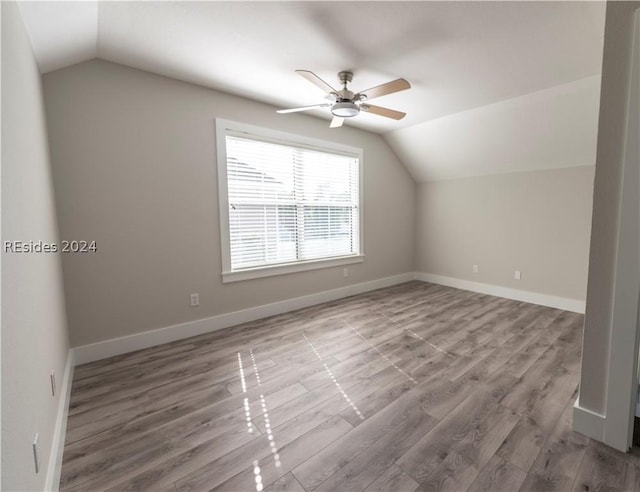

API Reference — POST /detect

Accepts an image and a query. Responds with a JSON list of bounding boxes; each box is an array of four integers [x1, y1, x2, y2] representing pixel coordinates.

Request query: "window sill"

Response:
[[222, 255, 365, 283]]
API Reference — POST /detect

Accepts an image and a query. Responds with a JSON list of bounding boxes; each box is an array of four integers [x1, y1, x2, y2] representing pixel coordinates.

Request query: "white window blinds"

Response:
[[225, 134, 360, 271]]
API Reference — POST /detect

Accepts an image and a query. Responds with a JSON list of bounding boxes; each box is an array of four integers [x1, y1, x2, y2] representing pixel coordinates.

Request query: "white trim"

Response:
[[44, 350, 74, 491], [216, 119, 232, 274], [415, 272, 585, 313], [223, 255, 364, 283], [573, 398, 606, 441], [601, 9, 640, 453], [73, 272, 415, 364]]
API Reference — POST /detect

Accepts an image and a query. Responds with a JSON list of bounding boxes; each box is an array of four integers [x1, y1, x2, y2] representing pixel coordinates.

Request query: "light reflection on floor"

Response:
[[302, 333, 365, 420], [237, 352, 254, 434], [238, 349, 281, 492], [344, 320, 418, 384], [250, 349, 282, 469], [374, 307, 455, 359], [253, 460, 263, 492], [404, 328, 456, 359]]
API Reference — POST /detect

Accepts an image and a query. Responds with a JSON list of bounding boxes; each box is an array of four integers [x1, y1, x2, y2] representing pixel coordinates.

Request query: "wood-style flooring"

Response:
[[60, 281, 640, 491]]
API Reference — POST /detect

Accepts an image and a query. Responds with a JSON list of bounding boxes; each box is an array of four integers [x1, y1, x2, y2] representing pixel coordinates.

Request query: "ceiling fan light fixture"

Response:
[[331, 102, 360, 118], [279, 70, 410, 127]]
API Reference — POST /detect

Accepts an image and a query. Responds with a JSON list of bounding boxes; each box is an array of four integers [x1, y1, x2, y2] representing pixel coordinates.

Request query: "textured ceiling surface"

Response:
[[18, 1, 606, 180]]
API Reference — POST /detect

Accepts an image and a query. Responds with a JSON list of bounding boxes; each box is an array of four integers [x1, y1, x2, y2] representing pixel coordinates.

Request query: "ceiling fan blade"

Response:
[[277, 103, 330, 114], [330, 117, 344, 128], [296, 70, 339, 95], [357, 78, 411, 101], [324, 93, 338, 103], [360, 104, 406, 120]]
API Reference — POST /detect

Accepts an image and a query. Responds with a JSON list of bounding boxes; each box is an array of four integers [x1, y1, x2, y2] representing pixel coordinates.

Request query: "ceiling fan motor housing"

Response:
[[338, 71, 354, 85]]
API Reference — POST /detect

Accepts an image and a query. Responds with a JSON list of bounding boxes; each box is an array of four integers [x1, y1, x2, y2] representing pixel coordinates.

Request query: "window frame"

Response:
[[216, 119, 364, 283]]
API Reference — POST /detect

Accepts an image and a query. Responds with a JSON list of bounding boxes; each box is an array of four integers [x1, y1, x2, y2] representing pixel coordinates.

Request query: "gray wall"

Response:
[[1, 3, 71, 490], [42, 59, 416, 347], [415, 166, 594, 301]]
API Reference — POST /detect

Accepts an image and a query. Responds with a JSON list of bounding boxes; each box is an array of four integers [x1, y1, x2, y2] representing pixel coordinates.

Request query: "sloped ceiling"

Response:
[[387, 75, 602, 181], [17, 1, 606, 181]]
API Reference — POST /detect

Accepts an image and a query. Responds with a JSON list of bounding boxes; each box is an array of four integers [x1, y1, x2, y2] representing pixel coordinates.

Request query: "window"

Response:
[[216, 120, 363, 282]]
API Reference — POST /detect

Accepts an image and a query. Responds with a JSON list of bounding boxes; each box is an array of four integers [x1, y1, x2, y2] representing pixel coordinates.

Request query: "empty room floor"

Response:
[[60, 281, 640, 491]]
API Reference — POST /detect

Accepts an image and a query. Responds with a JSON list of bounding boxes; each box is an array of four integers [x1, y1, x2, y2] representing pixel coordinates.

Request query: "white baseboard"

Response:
[[45, 349, 75, 491], [573, 398, 605, 441], [415, 272, 585, 313], [72, 270, 584, 365], [73, 272, 415, 365]]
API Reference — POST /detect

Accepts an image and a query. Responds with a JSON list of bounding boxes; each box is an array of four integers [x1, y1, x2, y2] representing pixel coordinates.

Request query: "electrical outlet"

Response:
[[190, 293, 200, 307], [343, 268, 349, 278], [472, 264, 479, 274], [50, 371, 56, 397], [32, 433, 40, 474], [514, 270, 521, 280]]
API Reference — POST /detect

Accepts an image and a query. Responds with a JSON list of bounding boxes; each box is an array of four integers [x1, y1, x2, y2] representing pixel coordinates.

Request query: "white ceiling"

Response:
[[18, 1, 606, 181]]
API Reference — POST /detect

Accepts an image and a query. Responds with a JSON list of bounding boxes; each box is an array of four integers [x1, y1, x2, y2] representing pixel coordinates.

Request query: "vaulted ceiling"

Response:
[[18, 1, 605, 181]]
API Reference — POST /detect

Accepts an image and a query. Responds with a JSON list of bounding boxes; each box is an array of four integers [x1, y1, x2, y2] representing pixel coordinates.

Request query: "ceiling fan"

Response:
[[277, 70, 411, 128]]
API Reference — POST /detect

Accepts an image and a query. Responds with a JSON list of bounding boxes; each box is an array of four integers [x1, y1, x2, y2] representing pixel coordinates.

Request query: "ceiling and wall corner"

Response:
[[17, 1, 98, 73], [17, 1, 606, 182], [386, 75, 601, 182]]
